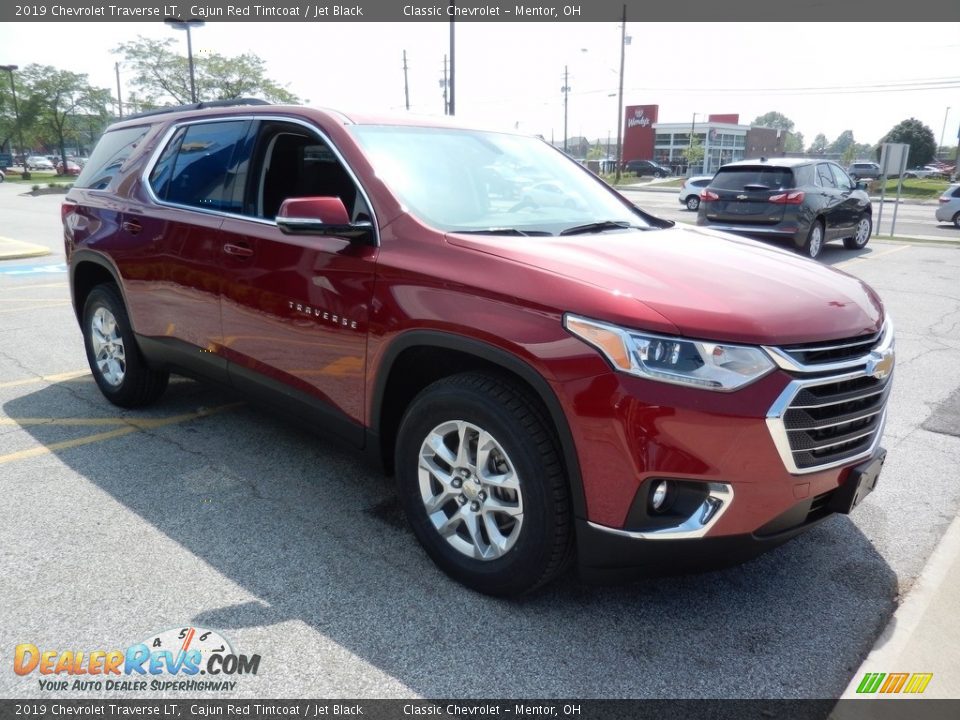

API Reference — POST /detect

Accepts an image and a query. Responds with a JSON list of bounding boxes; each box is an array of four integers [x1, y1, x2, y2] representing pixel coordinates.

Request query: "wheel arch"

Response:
[[70, 251, 125, 325], [370, 330, 587, 520]]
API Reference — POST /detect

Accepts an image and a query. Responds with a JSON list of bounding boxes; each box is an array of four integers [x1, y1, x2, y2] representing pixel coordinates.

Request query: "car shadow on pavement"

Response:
[[4, 377, 898, 699]]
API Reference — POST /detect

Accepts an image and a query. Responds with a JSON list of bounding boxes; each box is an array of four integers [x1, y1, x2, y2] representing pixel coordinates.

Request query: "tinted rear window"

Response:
[[74, 126, 150, 190], [710, 167, 794, 191]]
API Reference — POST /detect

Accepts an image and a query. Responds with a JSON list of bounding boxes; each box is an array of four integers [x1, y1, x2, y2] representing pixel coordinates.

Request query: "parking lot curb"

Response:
[[0, 236, 50, 261], [835, 511, 960, 704]]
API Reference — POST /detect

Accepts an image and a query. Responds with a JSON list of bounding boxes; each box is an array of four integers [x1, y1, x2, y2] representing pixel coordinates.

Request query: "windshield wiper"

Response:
[[451, 228, 553, 237], [559, 220, 647, 236]]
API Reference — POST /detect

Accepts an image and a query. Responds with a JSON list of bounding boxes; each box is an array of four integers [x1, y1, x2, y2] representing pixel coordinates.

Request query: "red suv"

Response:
[[63, 101, 894, 596]]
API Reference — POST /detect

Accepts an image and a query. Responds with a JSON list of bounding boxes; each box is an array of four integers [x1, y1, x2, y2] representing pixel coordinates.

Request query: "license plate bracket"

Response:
[[828, 450, 886, 515]]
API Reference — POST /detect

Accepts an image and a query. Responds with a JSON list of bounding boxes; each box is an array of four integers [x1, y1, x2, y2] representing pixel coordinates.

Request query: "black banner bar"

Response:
[[3, 700, 960, 720], [1, 0, 957, 22]]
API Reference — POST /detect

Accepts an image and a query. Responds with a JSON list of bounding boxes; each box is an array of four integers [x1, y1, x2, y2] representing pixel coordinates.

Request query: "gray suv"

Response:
[[846, 162, 882, 180], [697, 158, 873, 259]]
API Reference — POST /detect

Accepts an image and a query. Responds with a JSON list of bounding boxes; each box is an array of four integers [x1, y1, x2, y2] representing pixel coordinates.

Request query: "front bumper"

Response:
[[554, 365, 887, 575]]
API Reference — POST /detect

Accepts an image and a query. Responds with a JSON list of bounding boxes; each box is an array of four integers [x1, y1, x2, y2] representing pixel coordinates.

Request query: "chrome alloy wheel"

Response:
[[854, 218, 871, 246], [90, 307, 126, 387], [808, 224, 823, 257], [418, 420, 524, 560]]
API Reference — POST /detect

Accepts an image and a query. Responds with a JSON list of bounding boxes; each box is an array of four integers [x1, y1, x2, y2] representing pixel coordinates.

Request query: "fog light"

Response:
[[650, 480, 669, 512]]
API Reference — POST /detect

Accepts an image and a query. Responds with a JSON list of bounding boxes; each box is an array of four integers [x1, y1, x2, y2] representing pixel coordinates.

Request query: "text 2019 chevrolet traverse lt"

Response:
[[63, 101, 893, 595]]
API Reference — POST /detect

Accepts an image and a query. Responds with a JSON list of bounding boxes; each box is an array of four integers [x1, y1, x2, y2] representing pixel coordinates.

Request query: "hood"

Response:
[[446, 224, 884, 346]]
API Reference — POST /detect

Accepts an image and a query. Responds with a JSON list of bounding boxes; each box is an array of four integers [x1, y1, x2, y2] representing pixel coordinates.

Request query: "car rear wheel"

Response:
[[395, 372, 572, 596], [953, 212, 960, 229], [82, 284, 169, 408], [843, 215, 872, 250], [685, 195, 700, 211], [801, 220, 825, 259]]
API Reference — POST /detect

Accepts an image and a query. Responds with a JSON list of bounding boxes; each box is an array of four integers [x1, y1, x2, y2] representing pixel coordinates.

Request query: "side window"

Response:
[[817, 163, 837, 189], [830, 164, 852, 191], [74, 126, 150, 190], [248, 122, 369, 222], [148, 127, 186, 200], [165, 120, 251, 212]]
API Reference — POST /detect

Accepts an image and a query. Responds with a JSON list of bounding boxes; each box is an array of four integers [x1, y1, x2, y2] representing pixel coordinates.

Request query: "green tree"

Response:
[[829, 130, 855, 156], [587, 143, 605, 160], [808, 133, 829, 154], [20, 65, 111, 172], [878, 118, 937, 167], [685, 135, 705, 171], [114, 36, 300, 107], [750, 111, 795, 132], [784, 131, 805, 153]]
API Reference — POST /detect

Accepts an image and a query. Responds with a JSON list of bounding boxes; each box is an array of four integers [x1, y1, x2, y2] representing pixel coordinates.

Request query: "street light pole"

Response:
[[0, 64, 29, 179], [164, 18, 205, 104]]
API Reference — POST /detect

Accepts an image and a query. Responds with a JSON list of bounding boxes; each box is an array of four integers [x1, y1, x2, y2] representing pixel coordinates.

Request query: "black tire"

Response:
[[801, 220, 825, 259], [82, 284, 168, 408], [395, 372, 572, 596], [685, 195, 700, 211], [843, 214, 872, 250], [953, 212, 960, 229]]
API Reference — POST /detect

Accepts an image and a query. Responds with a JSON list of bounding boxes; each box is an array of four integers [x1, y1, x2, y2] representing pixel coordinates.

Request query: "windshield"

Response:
[[349, 125, 648, 234]]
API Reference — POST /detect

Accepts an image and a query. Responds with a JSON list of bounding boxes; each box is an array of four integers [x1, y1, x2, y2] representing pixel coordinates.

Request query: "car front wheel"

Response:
[[843, 215, 872, 250], [685, 195, 700, 211], [395, 373, 572, 596], [82, 284, 169, 408]]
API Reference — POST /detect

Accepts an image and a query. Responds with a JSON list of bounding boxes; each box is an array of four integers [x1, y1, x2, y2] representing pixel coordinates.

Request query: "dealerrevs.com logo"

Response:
[[13, 626, 261, 692]]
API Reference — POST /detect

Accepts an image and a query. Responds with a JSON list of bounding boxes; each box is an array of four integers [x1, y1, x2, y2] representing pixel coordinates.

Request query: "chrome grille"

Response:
[[782, 374, 892, 469], [766, 320, 894, 475], [778, 330, 882, 366]]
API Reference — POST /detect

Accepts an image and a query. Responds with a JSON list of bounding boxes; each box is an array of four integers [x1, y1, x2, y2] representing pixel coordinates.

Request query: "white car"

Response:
[[678, 175, 713, 211], [26, 156, 54, 171], [935, 184, 960, 227]]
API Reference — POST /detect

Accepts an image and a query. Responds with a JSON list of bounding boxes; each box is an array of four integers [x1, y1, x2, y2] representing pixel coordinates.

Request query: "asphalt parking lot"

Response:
[[1, 185, 959, 700]]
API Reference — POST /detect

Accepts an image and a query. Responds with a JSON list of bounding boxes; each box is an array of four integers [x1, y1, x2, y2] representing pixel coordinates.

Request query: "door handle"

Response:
[[223, 242, 254, 258], [121, 220, 142, 235]]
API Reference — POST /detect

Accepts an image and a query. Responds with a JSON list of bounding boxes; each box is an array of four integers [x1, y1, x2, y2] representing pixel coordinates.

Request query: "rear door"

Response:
[[703, 166, 794, 225], [813, 163, 845, 237], [828, 163, 862, 232], [126, 118, 251, 366]]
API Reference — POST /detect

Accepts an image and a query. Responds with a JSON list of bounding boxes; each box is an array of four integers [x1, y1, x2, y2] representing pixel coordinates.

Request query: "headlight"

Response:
[[564, 314, 775, 391]]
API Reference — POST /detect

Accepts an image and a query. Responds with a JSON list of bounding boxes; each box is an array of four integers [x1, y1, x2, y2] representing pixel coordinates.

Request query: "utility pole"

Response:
[[441, 55, 449, 115], [402, 51, 410, 111], [448, 0, 456, 115], [115, 62, 123, 118], [562, 65, 570, 154], [614, 4, 627, 183]]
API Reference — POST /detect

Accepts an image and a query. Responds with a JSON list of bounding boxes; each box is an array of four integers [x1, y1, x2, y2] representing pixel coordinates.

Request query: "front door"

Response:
[[217, 120, 378, 440]]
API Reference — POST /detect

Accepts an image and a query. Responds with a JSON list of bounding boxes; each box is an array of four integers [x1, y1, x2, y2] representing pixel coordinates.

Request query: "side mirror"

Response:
[[275, 197, 374, 243], [856, 180, 869, 191]]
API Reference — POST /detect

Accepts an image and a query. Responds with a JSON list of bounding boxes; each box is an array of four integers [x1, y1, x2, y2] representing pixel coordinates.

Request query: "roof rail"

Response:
[[124, 98, 272, 121]]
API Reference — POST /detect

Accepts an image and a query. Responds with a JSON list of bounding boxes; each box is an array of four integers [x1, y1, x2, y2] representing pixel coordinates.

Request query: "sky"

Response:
[[2, 21, 959, 151]]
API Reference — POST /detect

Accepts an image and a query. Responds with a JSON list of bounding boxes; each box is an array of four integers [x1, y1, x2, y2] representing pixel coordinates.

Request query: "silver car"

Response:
[[935, 184, 960, 227], [678, 175, 713, 211]]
